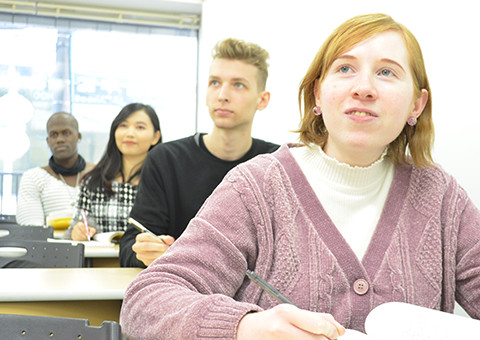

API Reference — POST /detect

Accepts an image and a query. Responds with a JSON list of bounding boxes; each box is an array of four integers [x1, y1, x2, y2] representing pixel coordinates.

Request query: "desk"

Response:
[[0, 267, 142, 326], [48, 238, 121, 267], [53, 230, 67, 239], [84, 243, 120, 267]]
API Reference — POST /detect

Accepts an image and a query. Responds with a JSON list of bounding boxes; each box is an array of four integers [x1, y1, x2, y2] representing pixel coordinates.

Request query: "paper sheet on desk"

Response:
[[340, 302, 480, 340]]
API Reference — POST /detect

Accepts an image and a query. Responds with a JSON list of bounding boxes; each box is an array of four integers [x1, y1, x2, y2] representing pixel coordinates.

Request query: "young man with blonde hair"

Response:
[[120, 38, 278, 267]]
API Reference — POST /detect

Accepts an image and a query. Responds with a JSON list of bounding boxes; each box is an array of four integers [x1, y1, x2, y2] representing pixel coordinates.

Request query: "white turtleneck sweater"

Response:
[[290, 144, 394, 260]]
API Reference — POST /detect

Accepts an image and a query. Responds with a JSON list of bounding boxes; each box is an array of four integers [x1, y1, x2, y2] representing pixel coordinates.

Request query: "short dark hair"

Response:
[[46, 111, 79, 132]]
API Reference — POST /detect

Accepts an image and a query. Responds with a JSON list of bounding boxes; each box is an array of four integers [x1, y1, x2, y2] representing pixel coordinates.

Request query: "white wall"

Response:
[[198, 0, 480, 208]]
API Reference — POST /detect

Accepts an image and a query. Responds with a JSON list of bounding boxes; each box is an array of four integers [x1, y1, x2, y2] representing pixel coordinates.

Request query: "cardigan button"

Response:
[[353, 279, 369, 295]]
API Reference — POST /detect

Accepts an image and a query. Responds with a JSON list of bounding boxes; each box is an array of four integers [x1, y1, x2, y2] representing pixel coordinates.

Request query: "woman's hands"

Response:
[[71, 221, 96, 241], [236, 304, 345, 340]]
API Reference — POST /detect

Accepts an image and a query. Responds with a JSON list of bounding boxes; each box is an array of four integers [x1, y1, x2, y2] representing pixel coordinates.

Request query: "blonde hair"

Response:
[[297, 13, 434, 167], [212, 38, 269, 91]]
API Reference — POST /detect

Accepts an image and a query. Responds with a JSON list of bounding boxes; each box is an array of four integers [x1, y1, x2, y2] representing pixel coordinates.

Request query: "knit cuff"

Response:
[[196, 297, 262, 339]]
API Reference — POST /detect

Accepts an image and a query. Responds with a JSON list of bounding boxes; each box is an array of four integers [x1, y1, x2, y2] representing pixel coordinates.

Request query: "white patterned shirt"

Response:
[[16, 167, 79, 226]]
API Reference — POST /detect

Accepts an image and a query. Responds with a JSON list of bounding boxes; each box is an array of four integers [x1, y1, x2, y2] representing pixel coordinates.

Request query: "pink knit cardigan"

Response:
[[120, 144, 480, 340]]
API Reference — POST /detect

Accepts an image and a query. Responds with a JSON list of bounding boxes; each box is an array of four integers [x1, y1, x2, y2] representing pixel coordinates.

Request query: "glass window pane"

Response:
[[0, 18, 198, 215]]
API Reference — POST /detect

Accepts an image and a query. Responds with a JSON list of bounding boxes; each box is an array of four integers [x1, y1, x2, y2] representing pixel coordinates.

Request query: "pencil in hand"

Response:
[[80, 209, 90, 241], [128, 217, 166, 244], [246, 269, 296, 305], [246, 269, 342, 339]]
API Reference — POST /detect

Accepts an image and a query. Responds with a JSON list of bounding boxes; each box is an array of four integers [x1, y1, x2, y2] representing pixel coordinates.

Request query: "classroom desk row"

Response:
[[0, 236, 121, 267], [53, 230, 121, 267], [0, 267, 142, 326], [83, 242, 120, 267], [0, 229, 136, 325]]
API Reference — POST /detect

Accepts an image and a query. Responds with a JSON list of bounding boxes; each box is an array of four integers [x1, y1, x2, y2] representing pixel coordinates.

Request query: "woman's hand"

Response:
[[132, 232, 175, 266], [236, 304, 345, 340], [71, 221, 96, 241]]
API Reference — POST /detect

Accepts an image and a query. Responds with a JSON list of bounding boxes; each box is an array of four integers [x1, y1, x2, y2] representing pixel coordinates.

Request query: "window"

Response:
[[0, 13, 199, 214]]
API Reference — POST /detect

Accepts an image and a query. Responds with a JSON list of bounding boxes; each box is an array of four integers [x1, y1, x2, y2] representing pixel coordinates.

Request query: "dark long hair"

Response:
[[84, 103, 161, 196]]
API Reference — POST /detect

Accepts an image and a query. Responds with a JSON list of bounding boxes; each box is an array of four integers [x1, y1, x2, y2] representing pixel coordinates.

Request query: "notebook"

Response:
[[341, 302, 480, 340]]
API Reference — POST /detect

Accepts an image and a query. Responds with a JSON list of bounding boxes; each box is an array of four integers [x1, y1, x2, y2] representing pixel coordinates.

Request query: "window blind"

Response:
[[0, 0, 200, 29]]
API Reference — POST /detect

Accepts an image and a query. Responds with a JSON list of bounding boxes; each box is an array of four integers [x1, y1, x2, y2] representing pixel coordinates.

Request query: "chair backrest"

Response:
[[0, 314, 122, 339], [0, 224, 54, 241], [0, 214, 16, 224], [0, 239, 84, 268]]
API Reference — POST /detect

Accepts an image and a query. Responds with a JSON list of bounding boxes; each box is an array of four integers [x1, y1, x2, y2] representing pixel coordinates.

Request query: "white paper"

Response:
[[364, 302, 480, 340]]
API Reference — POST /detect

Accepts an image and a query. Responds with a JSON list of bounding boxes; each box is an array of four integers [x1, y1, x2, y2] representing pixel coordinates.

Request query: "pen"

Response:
[[80, 209, 90, 241], [247, 270, 341, 339], [128, 217, 166, 244], [246, 269, 296, 305]]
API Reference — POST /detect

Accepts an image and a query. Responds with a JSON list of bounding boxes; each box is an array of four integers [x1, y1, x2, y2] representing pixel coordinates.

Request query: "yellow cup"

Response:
[[46, 210, 73, 230], [49, 217, 72, 229]]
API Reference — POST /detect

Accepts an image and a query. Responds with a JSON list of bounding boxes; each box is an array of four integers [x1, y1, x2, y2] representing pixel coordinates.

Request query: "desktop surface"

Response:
[[0, 267, 142, 325]]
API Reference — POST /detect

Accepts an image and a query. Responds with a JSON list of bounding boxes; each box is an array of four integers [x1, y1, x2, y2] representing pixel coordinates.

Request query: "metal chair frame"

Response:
[[0, 224, 54, 240], [0, 239, 84, 268], [0, 313, 122, 339]]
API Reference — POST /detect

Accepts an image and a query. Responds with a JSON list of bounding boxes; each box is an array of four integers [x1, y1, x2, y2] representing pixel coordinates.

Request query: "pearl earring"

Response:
[[407, 116, 417, 126], [313, 106, 322, 116]]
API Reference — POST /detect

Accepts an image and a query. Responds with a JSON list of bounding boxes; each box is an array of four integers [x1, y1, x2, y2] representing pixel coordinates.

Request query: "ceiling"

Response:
[[26, 0, 203, 14]]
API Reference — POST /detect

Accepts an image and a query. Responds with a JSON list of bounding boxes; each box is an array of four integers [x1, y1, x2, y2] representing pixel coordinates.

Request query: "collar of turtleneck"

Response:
[[292, 144, 390, 192], [49, 155, 86, 176]]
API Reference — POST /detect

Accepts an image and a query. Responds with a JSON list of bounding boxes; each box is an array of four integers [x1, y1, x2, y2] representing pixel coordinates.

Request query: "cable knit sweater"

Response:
[[120, 144, 480, 339]]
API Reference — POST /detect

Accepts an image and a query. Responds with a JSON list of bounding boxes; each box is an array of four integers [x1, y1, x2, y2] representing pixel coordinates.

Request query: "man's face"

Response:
[[206, 58, 268, 131], [46, 117, 80, 161]]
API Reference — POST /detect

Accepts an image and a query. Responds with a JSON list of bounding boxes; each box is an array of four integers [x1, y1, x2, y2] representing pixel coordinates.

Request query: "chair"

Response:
[[0, 224, 54, 240], [0, 214, 16, 224], [0, 313, 122, 339], [0, 239, 84, 268]]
